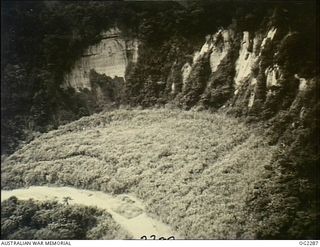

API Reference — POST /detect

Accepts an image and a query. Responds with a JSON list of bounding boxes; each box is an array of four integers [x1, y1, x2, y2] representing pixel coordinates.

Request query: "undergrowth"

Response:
[[1, 109, 315, 239], [1, 196, 130, 240]]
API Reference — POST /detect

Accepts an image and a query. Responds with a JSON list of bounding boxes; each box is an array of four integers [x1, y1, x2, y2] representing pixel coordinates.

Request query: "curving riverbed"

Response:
[[1, 186, 179, 239]]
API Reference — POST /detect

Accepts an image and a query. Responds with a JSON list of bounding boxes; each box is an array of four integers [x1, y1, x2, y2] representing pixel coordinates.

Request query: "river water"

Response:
[[1, 186, 179, 239]]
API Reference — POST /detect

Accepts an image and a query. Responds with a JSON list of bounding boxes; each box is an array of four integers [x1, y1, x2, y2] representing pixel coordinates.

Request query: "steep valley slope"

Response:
[[1, 1, 319, 240], [2, 108, 316, 239]]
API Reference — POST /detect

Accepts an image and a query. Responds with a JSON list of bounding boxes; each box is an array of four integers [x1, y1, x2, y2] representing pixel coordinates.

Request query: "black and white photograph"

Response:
[[1, 0, 319, 243]]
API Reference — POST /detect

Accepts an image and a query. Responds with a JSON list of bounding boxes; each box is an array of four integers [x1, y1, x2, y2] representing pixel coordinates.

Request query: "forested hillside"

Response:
[[1, 0, 319, 240], [2, 1, 317, 154]]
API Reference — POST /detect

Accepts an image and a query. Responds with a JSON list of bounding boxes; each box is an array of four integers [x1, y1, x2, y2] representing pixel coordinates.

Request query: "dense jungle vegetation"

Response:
[[1, 0, 319, 240], [1, 1, 317, 154], [1, 196, 130, 239]]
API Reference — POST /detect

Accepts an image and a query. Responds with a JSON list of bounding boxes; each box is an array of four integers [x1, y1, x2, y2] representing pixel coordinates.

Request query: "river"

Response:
[[1, 186, 179, 239]]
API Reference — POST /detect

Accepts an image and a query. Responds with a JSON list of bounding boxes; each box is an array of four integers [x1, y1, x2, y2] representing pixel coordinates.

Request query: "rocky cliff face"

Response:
[[160, 23, 316, 128], [181, 25, 310, 110], [64, 22, 316, 125], [2, 1, 318, 239], [64, 28, 138, 91]]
